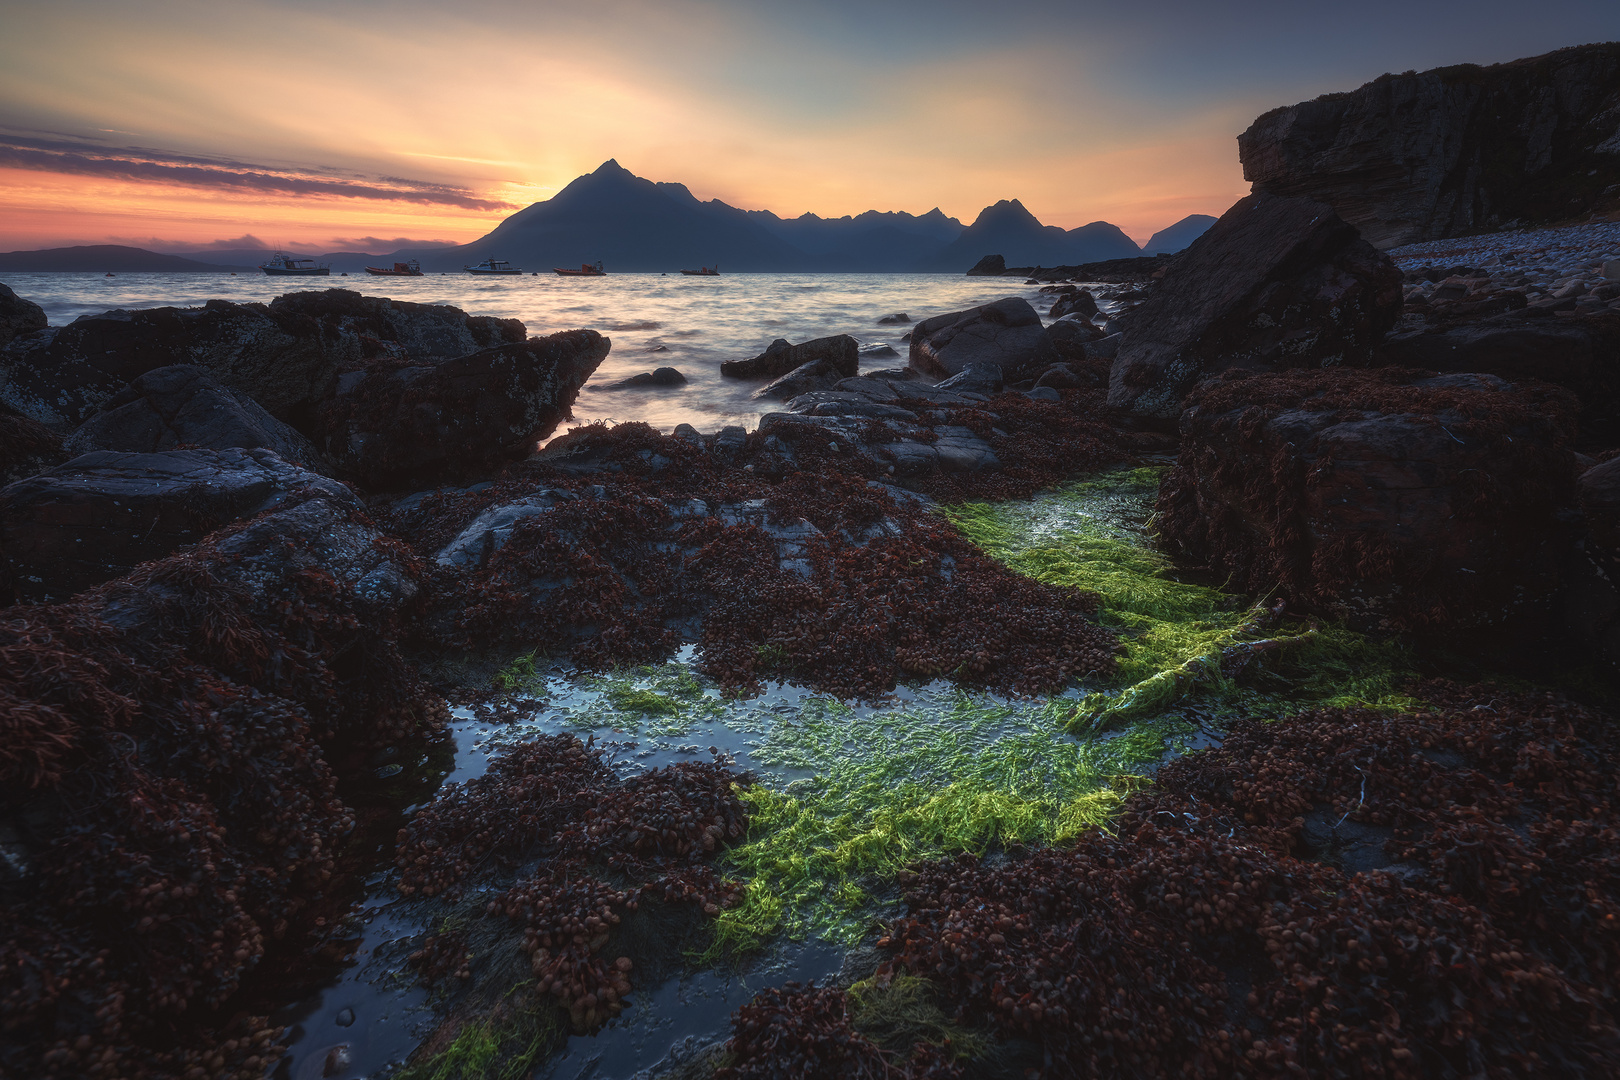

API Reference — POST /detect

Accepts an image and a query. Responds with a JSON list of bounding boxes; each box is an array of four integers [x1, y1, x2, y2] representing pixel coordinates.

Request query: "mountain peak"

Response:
[[594, 159, 628, 174]]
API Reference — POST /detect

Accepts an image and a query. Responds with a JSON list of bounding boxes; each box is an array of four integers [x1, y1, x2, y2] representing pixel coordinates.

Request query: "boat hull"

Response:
[[554, 269, 605, 276], [467, 268, 523, 275], [366, 268, 424, 276]]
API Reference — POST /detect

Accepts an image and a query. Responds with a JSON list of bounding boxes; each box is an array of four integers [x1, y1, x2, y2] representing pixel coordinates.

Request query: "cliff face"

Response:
[[1238, 43, 1620, 249]]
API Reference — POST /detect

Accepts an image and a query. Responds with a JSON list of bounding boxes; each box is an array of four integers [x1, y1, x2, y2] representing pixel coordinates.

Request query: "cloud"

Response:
[[0, 133, 517, 212], [326, 236, 463, 249]]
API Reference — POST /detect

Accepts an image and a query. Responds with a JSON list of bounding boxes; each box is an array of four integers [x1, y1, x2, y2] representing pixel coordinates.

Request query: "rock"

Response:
[[965, 254, 1006, 276], [1580, 456, 1620, 552], [1375, 311, 1620, 439], [0, 447, 360, 603], [1034, 364, 1092, 390], [858, 343, 901, 359], [0, 290, 527, 430], [1155, 368, 1578, 633], [1029, 316, 1106, 370], [0, 405, 65, 486], [315, 329, 608, 490], [721, 335, 859, 380], [753, 357, 847, 400], [63, 365, 323, 466], [934, 362, 1005, 396], [1107, 193, 1403, 419], [909, 297, 1047, 381], [786, 391, 920, 422], [1238, 44, 1620, 248], [434, 489, 581, 568], [1049, 289, 1099, 320], [1085, 333, 1123, 360], [1604, 260, 1620, 281], [876, 313, 911, 324], [607, 366, 687, 388], [1025, 386, 1062, 402], [0, 282, 47, 349]]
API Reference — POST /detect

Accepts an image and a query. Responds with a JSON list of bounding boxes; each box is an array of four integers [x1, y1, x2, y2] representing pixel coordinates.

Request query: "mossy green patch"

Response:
[[943, 468, 1420, 730], [397, 1006, 560, 1080], [848, 974, 990, 1060]]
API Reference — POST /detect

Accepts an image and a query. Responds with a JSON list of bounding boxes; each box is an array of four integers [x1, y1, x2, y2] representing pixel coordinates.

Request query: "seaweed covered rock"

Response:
[[1156, 368, 1579, 632], [63, 364, 324, 465], [0, 281, 46, 349], [1108, 193, 1403, 419], [0, 289, 528, 431], [311, 329, 609, 489], [909, 297, 1047, 381], [0, 404, 64, 486], [0, 491, 444, 1080], [882, 686, 1620, 1078], [0, 447, 358, 603]]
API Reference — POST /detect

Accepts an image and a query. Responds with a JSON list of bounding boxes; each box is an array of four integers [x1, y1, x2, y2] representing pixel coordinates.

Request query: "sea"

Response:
[[4, 272, 1084, 436]]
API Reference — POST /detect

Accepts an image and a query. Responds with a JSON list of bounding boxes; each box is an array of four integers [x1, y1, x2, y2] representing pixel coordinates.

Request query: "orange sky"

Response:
[[2, 0, 1615, 252]]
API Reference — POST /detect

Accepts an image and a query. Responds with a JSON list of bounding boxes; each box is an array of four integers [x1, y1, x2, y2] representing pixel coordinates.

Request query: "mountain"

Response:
[[1143, 214, 1217, 255], [396, 160, 812, 273], [396, 162, 1138, 273], [922, 199, 1140, 271], [0, 245, 249, 272]]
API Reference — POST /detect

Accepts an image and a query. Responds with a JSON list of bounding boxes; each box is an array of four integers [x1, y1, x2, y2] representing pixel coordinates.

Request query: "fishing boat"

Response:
[[554, 261, 606, 277], [365, 259, 424, 277], [680, 265, 719, 276], [465, 258, 522, 275], [260, 252, 330, 276]]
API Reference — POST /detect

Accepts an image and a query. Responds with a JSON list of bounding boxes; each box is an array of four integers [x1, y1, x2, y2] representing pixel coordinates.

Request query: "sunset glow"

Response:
[[3, 0, 1617, 250]]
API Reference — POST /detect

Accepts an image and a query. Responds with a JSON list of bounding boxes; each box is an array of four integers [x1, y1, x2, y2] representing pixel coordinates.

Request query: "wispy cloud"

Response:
[[0, 133, 517, 212]]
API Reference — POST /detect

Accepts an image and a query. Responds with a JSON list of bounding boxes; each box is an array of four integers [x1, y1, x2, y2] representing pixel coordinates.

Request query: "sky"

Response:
[[1, 0, 1618, 252]]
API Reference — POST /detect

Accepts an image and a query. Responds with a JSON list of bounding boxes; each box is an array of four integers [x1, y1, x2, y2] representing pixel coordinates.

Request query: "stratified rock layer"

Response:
[[1156, 367, 1578, 632], [1240, 43, 1620, 248], [1108, 193, 1403, 419]]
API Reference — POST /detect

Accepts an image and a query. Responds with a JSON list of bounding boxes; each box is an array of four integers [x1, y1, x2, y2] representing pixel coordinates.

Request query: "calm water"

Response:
[[3, 272, 1080, 435]]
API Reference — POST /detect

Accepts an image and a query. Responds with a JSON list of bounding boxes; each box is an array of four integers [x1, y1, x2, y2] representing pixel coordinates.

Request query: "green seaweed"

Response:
[[397, 1007, 560, 1080]]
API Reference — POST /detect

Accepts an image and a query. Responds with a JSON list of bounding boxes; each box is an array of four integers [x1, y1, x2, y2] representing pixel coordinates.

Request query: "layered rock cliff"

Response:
[[1238, 43, 1620, 249]]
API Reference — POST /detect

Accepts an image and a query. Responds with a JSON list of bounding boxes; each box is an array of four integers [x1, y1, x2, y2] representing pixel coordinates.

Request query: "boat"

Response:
[[680, 265, 719, 276], [554, 261, 606, 277], [465, 258, 522, 275], [365, 259, 424, 277], [259, 252, 330, 276]]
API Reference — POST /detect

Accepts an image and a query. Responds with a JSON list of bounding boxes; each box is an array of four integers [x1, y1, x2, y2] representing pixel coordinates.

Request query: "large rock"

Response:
[[753, 357, 848, 401], [0, 447, 360, 602], [1239, 44, 1620, 248], [966, 254, 1007, 276], [0, 282, 46, 349], [1155, 368, 1578, 633], [1375, 311, 1620, 440], [0, 405, 64, 486], [0, 289, 526, 429], [1108, 193, 1403, 419], [721, 334, 859, 380], [63, 364, 323, 465], [313, 329, 609, 489], [909, 297, 1048, 381]]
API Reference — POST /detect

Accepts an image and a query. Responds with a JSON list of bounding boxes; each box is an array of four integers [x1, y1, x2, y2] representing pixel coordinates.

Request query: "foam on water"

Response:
[[4, 272, 1084, 434]]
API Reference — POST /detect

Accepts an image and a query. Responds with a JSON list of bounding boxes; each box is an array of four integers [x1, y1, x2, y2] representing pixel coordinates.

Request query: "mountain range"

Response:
[[0, 161, 1219, 274]]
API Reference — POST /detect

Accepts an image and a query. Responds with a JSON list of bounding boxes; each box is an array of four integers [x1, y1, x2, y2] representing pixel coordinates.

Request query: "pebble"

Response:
[[1387, 221, 1620, 310]]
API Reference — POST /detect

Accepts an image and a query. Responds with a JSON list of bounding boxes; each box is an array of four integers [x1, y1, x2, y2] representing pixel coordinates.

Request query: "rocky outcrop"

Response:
[[1239, 44, 1620, 248], [1156, 368, 1578, 633], [966, 254, 1006, 276], [63, 364, 324, 465], [605, 366, 687, 389], [1108, 193, 1403, 419], [754, 358, 850, 400], [0, 289, 527, 429], [312, 329, 608, 489], [0, 447, 359, 603], [0, 282, 46, 349], [721, 335, 859, 380], [1048, 288, 1099, 320], [909, 297, 1048, 381]]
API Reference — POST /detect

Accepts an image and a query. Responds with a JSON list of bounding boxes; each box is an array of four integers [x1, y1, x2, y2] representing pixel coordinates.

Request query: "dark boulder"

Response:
[[721, 335, 859, 380], [606, 366, 687, 389], [1156, 367, 1578, 633], [0, 289, 527, 430], [0, 405, 65, 486], [313, 329, 609, 490], [934, 362, 1004, 396], [1239, 44, 1620, 248], [63, 364, 324, 466], [910, 297, 1047, 381], [1049, 289, 1099, 320], [0, 447, 359, 603], [1108, 193, 1403, 419], [1034, 363, 1095, 390], [876, 313, 911, 325], [1375, 311, 1620, 440], [966, 254, 1006, 276], [1029, 315, 1106, 370], [753, 357, 847, 400], [0, 282, 46, 349]]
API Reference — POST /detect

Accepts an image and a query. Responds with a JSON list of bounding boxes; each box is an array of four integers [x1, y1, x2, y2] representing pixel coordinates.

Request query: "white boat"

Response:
[[259, 252, 330, 276], [464, 258, 522, 275]]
